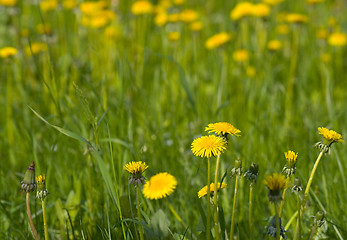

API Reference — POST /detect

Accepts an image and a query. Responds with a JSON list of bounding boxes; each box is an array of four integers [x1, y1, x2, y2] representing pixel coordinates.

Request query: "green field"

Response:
[[1, 0, 346, 239]]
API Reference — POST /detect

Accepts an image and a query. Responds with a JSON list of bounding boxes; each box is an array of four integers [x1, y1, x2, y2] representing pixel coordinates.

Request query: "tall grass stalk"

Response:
[[213, 154, 222, 240], [230, 174, 240, 240]]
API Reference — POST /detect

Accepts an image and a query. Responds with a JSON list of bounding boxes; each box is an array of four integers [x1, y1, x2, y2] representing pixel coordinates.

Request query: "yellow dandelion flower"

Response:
[[205, 32, 231, 49], [205, 122, 241, 137], [198, 182, 227, 198], [143, 172, 177, 200], [307, 0, 324, 4], [25, 42, 47, 56], [318, 127, 344, 144], [168, 13, 180, 23], [40, 0, 58, 12], [233, 49, 249, 62], [246, 66, 256, 77], [267, 40, 282, 51], [264, 173, 286, 202], [0, 0, 17, 6], [328, 32, 347, 47], [191, 135, 227, 158], [189, 21, 203, 31], [124, 161, 148, 185], [131, 0, 153, 15], [168, 32, 180, 41], [155, 12, 168, 26], [276, 24, 290, 35], [284, 150, 298, 164], [285, 13, 309, 24], [251, 3, 270, 18], [104, 25, 122, 39], [62, 0, 77, 9], [0, 47, 18, 58], [230, 2, 254, 21], [124, 161, 148, 175], [262, 0, 283, 6], [179, 9, 198, 23], [80, 1, 106, 15], [173, 0, 184, 5]]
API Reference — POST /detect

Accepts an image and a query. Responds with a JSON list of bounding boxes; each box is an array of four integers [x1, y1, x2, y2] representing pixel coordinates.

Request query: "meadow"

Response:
[[1, 0, 347, 239]]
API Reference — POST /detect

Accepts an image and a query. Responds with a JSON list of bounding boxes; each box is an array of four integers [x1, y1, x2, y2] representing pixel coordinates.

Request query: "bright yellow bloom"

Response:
[[36, 174, 46, 186], [230, 2, 254, 20], [318, 127, 344, 143], [179, 9, 198, 23], [155, 12, 168, 26], [25, 42, 47, 55], [80, 1, 106, 15], [0, 47, 18, 58], [62, 0, 77, 9], [205, 32, 231, 49], [173, 0, 184, 5], [131, 0, 153, 15], [143, 172, 177, 200], [284, 150, 298, 164], [328, 33, 347, 47], [124, 161, 148, 175], [0, 0, 17, 6], [205, 122, 241, 137], [276, 24, 289, 35], [198, 182, 227, 198], [189, 21, 203, 31], [285, 13, 309, 23], [251, 3, 270, 17], [264, 173, 286, 202], [168, 13, 180, 22], [168, 32, 180, 41], [233, 49, 249, 62], [40, 0, 58, 12], [267, 40, 282, 51], [262, 0, 283, 5], [191, 135, 227, 158]]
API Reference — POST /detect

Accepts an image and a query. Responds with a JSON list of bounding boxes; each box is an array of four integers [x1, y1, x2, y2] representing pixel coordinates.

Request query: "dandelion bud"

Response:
[[314, 211, 325, 228], [36, 175, 48, 201], [244, 162, 259, 183], [231, 159, 242, 176], [292, 177, 303, 192], [21, 162, 36, 193]]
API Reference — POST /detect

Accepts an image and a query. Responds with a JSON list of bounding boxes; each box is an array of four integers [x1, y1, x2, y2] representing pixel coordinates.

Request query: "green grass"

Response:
[[1, 0, 347, 239]]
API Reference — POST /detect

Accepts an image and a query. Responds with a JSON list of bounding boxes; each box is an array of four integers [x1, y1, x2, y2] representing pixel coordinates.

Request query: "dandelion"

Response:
[[189, 21, 203, 31], [62, 0, 77, 9], [21, 162, 39, 240], [0, 47, 18, 58], [267, 40, 282, 51], [205, 32, 231, 50], [25, 42, 47, 56], [230, 2, 254, 21], [155, 12, 168, 26], [282, 150, 298, 177], [168, 32, 180, 41], [36, 174, 49, 240], [131, 0, 153, 15], [40, 0, 58, 12], [328, 32, 347, 47], [262, 0, 283, 5], [264, 173, 286, 203], [143, 172, 177, 200], [233, 49, 249, 62], [198, 182, 227, 198], [285, 13, 309, 24], [230, 159, 243, 239], [251, 3, 270, 18], [124, 161, 148, 186], [191, 135, 227, 158], [205, 122, 241, 139], [179, 9, 198, 23], [0, 0, 17, 6], [318, 127, 344, 144]]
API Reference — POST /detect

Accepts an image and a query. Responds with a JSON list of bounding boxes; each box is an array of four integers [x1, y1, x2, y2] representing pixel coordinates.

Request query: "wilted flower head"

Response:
[[36, 175, 48, 201], [198, 182, 227, 198], [282, 150, 298, 177], [21, 162, 36, 193], [191, 135, 227, 158], [205, 32, 231, 50], [244, 162, 259, 183], [292, 177, 303, 192], [124, 161, 148, 186], [142, 172, 177, 200], [267, 216, 287, 239], [264, 173, 286, 203]]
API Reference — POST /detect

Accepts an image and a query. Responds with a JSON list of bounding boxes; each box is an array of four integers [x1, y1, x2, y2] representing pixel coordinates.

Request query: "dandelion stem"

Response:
[[213, 154, 222, 240], [249, 183, 254, 240], [207, 158, 211, 240], [42, 200, 49, 240], [275, 203, 280, 240], [279, 178, 290, 218], [136, 186, 144, 240], [308, 225, 318, 240], [26, 193, 40, 240], [230, 175, 239, 240], [293, 191, 301, 240]]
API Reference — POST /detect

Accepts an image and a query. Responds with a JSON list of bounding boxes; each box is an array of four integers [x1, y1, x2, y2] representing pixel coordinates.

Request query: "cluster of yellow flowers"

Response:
[[230, 2, 270, 21], [79, 1, 116, 29]]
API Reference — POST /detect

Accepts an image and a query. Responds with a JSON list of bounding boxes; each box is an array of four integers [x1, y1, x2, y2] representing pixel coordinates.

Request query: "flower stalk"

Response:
[[136, 186, 144, 240], [213, 153, 221, 240], [207, 158, 211, 240], [230, 174, 239, 240]]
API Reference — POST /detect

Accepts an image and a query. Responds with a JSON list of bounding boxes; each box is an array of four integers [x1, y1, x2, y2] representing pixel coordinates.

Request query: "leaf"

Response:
[[148, 209, 170, 238]]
